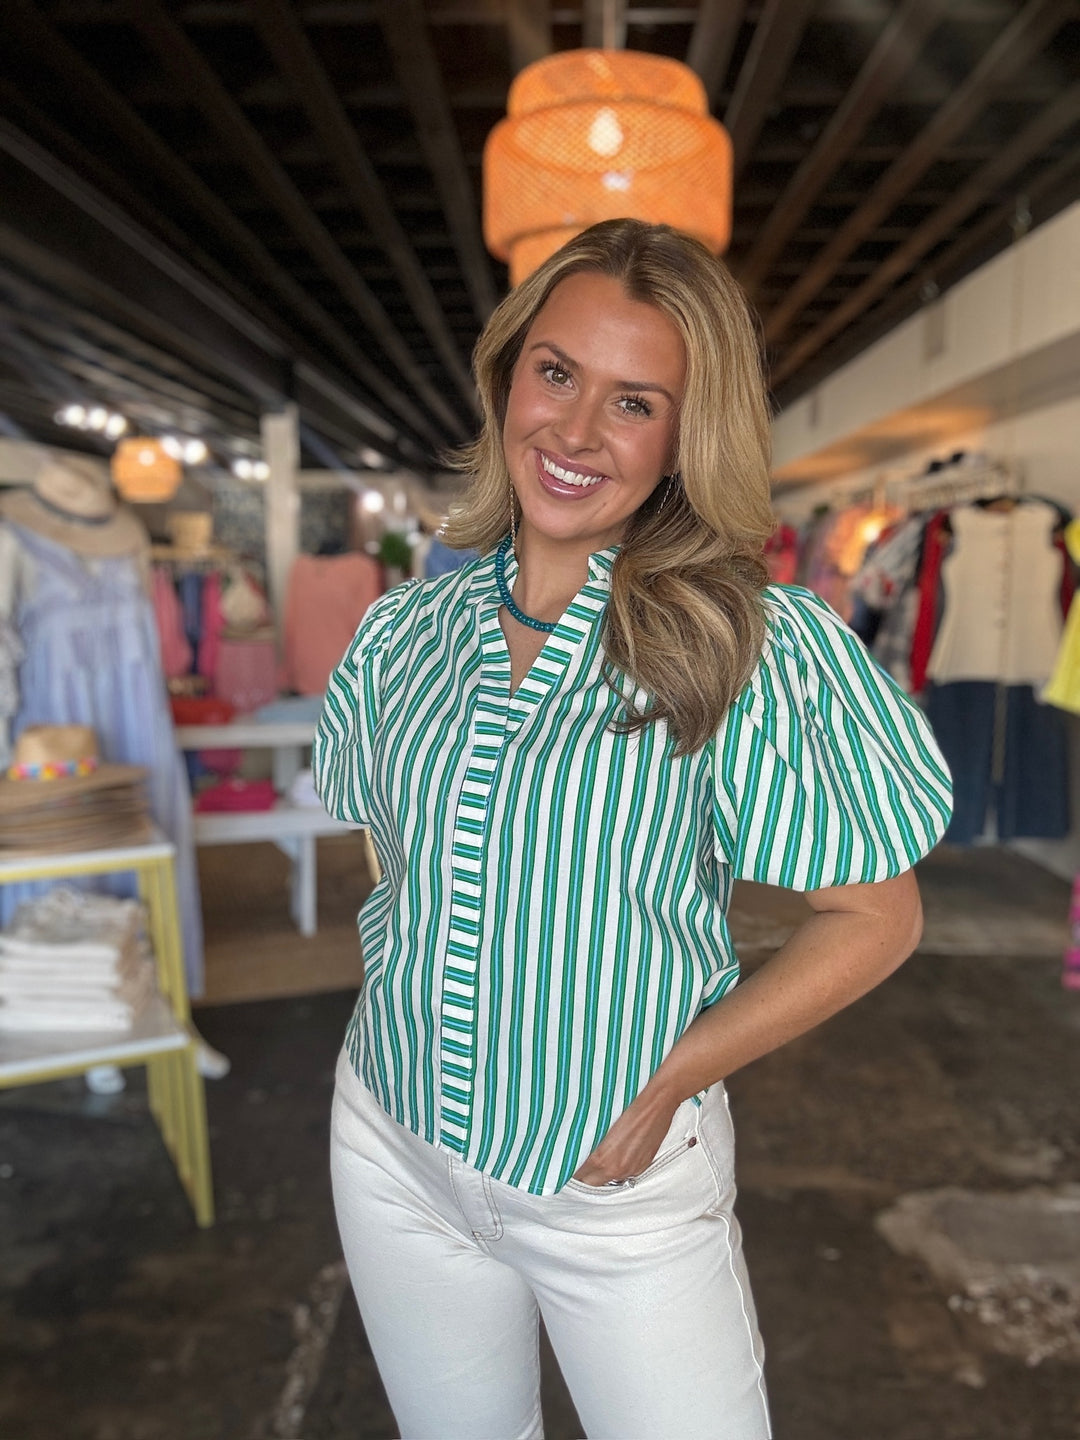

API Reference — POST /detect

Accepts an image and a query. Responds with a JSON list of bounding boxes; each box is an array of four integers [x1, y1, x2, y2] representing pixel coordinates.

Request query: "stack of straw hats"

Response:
[[0, 726, 150, 855]]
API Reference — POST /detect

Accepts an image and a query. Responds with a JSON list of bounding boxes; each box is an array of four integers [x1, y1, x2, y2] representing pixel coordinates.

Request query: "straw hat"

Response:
[[0, 726, 149, 854], [0, 454, 148, 558], [166, 510, 214, 558], [4, 725, 144, 789]]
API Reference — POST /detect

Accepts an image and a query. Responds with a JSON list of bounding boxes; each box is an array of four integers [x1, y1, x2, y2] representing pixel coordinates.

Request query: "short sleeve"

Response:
[[710, 585, 953, 890], [313, 583, 414, 825]]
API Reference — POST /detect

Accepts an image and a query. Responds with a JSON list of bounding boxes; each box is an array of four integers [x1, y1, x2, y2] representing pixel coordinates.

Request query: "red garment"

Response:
[[764, 524, 798, 585], [1055, 533, 1074, 618], [169, 696, 235, 727], [282, 553, 383, 696], [909, 511, 950, 694]]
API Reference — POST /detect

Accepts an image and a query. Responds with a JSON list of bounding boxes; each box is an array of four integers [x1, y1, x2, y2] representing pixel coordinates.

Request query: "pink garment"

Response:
[[213, 638, 279, 714], [283, 553, 383, 696], [198, 571, 224, 682], [194, 777, 277, 813], [150, 568, 192, 679]]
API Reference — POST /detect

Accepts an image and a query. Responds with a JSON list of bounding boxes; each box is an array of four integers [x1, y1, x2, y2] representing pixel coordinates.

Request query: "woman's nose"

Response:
[[553, 393, 604, 453]]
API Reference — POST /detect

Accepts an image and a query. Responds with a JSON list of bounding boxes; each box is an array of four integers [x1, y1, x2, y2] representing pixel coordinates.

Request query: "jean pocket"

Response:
[[562, 1132, 701, 1199]]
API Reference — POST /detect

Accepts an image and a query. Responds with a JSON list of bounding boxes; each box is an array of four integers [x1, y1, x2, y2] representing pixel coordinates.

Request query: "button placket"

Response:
[[435, 551, 616, 1162], [438, 601, 510, 1154]]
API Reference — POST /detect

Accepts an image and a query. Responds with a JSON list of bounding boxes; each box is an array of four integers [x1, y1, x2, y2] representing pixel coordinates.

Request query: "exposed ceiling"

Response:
[[2, 0, 1079, 477]]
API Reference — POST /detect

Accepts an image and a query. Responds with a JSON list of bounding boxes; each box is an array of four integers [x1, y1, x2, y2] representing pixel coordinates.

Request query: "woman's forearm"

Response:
[[642, 872, 924, 1110]]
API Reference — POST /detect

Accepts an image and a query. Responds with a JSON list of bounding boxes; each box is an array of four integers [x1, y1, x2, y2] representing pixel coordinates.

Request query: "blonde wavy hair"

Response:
[[443, 218, 775, 755]]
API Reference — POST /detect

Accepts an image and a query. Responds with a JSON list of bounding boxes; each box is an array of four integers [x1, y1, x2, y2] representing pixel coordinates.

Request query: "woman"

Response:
[[315, 219, 952, 1440]]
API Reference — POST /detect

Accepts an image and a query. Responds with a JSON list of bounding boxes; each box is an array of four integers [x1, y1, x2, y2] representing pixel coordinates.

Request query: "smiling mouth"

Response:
[[538, 451, 610, 488]]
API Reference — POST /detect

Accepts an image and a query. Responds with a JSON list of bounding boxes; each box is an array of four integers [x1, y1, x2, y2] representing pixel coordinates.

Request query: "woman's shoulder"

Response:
[[758, 582, 852, 666], [352, 552, 489, 654]]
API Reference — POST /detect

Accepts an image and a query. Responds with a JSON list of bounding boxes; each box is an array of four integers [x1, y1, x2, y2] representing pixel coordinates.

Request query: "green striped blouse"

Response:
[[314, 543, 952, 1195]]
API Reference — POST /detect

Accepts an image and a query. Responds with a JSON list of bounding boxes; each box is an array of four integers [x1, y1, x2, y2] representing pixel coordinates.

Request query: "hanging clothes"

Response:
[[281, 552, 383, 696], [922, 499, 1070, 845], [926, 681, 1069, 844], [927, 501, 1063, 687], [150, 567, 193, 680], [0, 522, 205, 995], [763, 523, 798, 584]]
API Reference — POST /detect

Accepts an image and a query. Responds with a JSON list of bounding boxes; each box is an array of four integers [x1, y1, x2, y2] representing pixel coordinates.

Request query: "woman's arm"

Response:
[[572, 869, 923, 1185]]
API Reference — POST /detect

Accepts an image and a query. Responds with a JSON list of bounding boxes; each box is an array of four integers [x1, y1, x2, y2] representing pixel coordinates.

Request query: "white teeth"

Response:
[[540, 453, 606, 487]]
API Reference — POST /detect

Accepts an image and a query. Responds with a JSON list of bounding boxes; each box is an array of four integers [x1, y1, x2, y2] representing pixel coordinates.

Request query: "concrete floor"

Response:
[[2, 845, 1080, 1439]]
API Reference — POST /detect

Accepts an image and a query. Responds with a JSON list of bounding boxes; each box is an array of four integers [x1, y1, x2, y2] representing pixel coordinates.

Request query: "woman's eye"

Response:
[[539, 361, 571, 386], [619, 395, 652, 418]]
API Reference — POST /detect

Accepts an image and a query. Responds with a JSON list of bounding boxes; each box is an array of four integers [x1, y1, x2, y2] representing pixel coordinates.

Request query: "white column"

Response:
[[261, 404, 300, 645]]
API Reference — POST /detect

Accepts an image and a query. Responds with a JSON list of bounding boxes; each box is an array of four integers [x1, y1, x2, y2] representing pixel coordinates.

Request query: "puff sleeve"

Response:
[[710, 585, 952, 891], [313, 583, 414, 825]]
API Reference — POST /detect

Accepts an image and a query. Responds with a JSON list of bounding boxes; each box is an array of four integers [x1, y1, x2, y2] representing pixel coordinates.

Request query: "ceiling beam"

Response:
[[377, 0, 500, 325], [769, 82, 1080, 388], [250, 0, 484, 402], [685, 0, 747, 109], [124, 0, 469, 442], [5, 0, 440, 456], [737, 0, 952, 299], [5, 306, 258, 429], [724, 0, 816, 179], [0, 152, 426, 472], [772, 142, 1080, 410], [507, 0, 553, 72], [761, 0, 1069, 345]]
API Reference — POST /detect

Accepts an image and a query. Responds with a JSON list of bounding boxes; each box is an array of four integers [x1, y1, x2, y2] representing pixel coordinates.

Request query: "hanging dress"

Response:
[[0, 523, 204, 995]]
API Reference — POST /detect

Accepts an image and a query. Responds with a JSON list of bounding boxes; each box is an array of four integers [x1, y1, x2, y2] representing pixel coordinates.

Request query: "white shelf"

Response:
[[191, 800, 358, 845], [174, 720, 316, 749], [0, 828, 175, 884], [0, 992, 188, 1084]]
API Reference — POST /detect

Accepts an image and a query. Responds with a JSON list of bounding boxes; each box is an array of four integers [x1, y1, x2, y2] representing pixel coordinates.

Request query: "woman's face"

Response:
[[502, 272, 686, 554]]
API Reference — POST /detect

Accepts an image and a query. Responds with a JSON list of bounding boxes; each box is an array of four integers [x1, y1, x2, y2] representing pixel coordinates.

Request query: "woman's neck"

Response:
[[512, 528, 597, 621]]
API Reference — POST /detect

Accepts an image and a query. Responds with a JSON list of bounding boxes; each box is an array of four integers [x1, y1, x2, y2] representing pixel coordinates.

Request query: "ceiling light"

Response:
[[87, 407, 109, 431], [182, 439, 208, 465], [359, 446, 385, 468], [252, 460, 270, 481], [161, 435, 184, 460], [360, 490, 385, 514], [484, 50, 732, 284], [104, 414, 128, 438], [60, 404, 87, 427], [232, 458, 254, 480]]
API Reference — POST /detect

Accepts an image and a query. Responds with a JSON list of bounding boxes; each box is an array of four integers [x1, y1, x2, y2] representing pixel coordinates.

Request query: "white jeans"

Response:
[[330, 1050, 771, 1440]]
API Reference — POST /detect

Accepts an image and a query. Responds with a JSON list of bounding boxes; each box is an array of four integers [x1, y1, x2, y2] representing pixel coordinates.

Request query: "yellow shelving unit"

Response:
[[0, 831, 214, 1226]]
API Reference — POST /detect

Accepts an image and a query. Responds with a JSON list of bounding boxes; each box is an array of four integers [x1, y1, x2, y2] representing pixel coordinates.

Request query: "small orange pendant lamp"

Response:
[[484, 49, 733, 286], [111, 438, 182, 503]]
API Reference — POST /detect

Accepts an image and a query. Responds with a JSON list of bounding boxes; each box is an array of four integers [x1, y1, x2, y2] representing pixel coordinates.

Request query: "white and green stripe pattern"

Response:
[[315, 549, 952, 1195]]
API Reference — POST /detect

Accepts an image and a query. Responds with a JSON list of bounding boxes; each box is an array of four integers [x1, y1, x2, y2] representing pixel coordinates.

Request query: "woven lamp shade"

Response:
[[484, 50, 732, 286], [111, 438, 182, 503]]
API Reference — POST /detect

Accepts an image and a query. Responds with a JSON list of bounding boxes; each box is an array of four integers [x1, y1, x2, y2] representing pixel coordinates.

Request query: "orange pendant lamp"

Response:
[[484, 50, 733, 286], [111, 438, 182, 503]]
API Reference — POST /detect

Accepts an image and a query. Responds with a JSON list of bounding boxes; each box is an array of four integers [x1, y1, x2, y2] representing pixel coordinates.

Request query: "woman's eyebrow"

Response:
[[526, 341, 676, 403]]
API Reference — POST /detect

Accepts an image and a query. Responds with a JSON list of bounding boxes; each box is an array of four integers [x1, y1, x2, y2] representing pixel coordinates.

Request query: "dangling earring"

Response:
[[656, 472, 679, 515], [509, 480, 518, 548]]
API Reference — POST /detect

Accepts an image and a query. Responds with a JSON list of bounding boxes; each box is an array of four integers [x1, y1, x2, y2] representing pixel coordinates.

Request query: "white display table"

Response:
[[175, 719, 366, 936]]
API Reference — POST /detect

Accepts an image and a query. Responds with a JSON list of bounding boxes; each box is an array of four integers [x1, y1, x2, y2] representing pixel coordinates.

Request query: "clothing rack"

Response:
[[883, 457, 1024, 514], [833, 456, 1024, 516]]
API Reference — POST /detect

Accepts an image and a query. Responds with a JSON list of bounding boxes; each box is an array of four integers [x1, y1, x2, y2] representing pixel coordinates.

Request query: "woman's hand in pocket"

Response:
[[571, 1088, 680, 1188]]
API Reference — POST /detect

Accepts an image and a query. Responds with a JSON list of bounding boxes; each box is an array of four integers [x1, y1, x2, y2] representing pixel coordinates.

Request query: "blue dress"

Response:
[[1, 523, 205, 995]]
